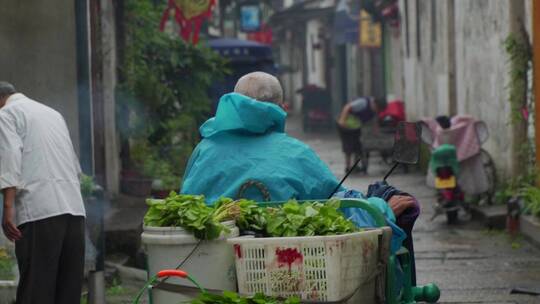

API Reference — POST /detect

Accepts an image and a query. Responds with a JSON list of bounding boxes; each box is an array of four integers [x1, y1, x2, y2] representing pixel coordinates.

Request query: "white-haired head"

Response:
[[234, 72, 283, 105], [0, 81, 16, 108]]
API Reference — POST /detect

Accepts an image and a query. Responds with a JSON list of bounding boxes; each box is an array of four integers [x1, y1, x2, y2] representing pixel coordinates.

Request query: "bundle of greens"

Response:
[[265, 200, 358, 237], [144, 193, 240, 240], [144, 193, 358, 239], [191, 291, 300, 304], [234, 199, 268, 234]]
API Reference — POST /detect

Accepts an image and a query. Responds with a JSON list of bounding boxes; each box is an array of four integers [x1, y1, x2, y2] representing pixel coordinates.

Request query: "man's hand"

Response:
[[388, 195, 415, 217], [2, 205, 21, 241], [2, 187, 21, 242]]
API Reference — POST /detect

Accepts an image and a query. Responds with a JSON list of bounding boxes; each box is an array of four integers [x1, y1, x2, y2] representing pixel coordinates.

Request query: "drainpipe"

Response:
[[534, 0, 540, 183], [75, 0, 94, 175], [76, 1, 104, 304]]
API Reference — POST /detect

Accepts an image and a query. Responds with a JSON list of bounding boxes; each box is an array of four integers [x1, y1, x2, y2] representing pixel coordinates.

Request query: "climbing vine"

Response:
[[500, 30, 535, 188], [503, 32, 532, 125]]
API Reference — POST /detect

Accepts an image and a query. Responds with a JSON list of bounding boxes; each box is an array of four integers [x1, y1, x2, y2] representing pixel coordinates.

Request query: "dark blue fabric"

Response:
[[367, 181, 406, 201]]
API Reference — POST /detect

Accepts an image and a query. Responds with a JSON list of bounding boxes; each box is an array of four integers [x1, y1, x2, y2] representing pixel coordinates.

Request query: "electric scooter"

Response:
[[430, 144, 465, 224]]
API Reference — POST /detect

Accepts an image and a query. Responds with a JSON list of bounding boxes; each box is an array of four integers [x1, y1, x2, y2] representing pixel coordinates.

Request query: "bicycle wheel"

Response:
[[480, 148, 497, 200]]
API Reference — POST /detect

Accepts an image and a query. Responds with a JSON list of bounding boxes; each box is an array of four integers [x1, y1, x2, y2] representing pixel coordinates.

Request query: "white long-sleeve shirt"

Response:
[[0, 93, 85, 226]]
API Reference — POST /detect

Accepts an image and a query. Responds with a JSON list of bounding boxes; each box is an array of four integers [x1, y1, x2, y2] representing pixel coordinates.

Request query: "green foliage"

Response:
[[191, 291, 300, 304], [503, 33, 531, 124], [80, 174, 96, 199], [106, 279, 126, 296], [494, 168, 540, 218], [494, 169, 538, 205], [118, 0, 228, 186], [130, 139, 181, 189], [520, 184, 540, 218], [0, 248, 14, 280], [265, 200, 358, 237], [144, 194, 234, 240], [234, 199, 269, 233], [143, 193, 359, 239]]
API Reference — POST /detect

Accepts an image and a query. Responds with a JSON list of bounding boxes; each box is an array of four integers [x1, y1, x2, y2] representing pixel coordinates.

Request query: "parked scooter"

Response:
[[420, 115, 497, 223], [430, 144, 465, 224]]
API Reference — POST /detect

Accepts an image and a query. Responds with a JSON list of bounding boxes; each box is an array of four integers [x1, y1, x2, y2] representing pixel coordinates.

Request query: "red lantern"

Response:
[[159, 0, 216, 44]]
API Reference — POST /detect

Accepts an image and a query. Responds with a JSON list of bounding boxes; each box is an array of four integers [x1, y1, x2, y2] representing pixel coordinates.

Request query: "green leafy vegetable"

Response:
[[144, 193, 235, 240], [212, 198, 242, 223], [144, 193, 358, 239], [235, 199, 268, 233], [191, 291, 300, 304], [265, 200, 358, 237]]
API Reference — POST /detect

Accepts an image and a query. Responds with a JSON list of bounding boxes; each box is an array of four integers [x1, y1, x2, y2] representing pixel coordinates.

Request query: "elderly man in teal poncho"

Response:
[[180, 72, 417, 254]]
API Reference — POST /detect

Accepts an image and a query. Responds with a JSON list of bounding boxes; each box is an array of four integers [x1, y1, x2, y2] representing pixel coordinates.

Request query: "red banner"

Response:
[[159, 0, 215, 44]]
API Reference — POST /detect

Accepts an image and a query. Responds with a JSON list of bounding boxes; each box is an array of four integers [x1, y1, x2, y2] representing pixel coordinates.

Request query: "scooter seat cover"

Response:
[[430, 144, 459, 175]]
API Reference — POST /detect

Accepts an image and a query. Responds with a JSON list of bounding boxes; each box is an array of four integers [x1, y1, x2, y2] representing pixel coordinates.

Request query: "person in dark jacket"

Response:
[[337, 96, 387, 173]]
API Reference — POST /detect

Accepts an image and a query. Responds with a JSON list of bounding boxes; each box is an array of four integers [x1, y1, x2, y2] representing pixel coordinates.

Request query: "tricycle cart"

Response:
[[136, 199, 440, 304], [360, 121, 396, 171]]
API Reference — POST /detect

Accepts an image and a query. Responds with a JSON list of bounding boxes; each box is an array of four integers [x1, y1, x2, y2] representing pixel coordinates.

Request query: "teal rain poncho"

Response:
[[181, 93, 339, 202], [180, 93, 405, 252]]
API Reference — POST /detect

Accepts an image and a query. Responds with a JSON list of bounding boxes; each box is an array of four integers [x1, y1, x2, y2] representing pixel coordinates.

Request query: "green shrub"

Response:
[[118, 0, 228, 187], [520, 184, 540, 218]]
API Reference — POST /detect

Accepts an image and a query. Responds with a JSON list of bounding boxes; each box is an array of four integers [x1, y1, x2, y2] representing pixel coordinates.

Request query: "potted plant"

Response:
[[519, 184, 540, 245]]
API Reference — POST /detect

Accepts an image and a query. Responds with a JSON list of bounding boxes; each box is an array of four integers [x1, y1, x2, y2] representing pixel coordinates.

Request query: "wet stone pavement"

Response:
[[286, 115, 540, 304]]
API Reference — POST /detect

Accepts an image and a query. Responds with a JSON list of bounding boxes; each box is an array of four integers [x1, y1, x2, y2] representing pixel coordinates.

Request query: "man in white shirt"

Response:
[[0, 82, 86, 304]]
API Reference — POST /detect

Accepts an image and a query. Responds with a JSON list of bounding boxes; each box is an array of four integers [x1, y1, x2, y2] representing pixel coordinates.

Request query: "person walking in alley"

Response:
[[337, 96, 387, 173], [0, 82, 86, 304]]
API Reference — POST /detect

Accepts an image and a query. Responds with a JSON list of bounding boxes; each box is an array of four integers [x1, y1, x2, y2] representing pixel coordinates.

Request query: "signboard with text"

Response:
[[359, 10, 382, 48], [240, 5, 261, 32]]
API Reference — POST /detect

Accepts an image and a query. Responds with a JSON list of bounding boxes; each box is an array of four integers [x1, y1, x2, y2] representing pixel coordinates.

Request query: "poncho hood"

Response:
[[200, 93, 286, 138]]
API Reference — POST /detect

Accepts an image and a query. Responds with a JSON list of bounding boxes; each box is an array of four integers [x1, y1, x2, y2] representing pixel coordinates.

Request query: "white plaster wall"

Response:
[[398, 0, 521, 176], [0, 0, 80, 152], [306, 19, 326, 87], [387, 26, 405, 100], [454, 0, 512, 175], [347, 44, 359, 101]]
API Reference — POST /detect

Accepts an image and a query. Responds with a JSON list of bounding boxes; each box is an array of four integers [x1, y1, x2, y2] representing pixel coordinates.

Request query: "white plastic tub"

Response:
[[141, 221, 239, 304], [228, 229, 382, 303]]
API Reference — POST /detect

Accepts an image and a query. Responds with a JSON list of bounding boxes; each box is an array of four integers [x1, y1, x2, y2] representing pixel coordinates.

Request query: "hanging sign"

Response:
[[359, 10, 382, 48], [240, 4, 261, 32], [159, 0, 216, 44]]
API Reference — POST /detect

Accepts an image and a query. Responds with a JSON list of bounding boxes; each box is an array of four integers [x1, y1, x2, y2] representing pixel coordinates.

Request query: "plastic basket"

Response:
[[227, 229, 381, 302]]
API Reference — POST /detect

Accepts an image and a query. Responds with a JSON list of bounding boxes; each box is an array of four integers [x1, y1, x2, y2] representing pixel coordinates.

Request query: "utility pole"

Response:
[[533, 0, 540, 182], [508, 0, 529, 177]]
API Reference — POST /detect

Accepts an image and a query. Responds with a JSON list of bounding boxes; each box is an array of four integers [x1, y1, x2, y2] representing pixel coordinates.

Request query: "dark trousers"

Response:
[[15, 214, 85, 304]]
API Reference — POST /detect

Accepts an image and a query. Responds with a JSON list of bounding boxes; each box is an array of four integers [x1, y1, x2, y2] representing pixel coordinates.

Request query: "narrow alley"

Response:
[[287, 116, 540, 304]]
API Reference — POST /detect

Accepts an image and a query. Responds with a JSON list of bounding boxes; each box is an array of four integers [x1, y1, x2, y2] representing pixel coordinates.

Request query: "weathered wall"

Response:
[[397, 0, 532, 176], [0, 1, 80, 152], [400, 0, 451, 120], [306, 19, 326, 87], [454, 0, 512, 175], [385, 24, 404, 100]]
